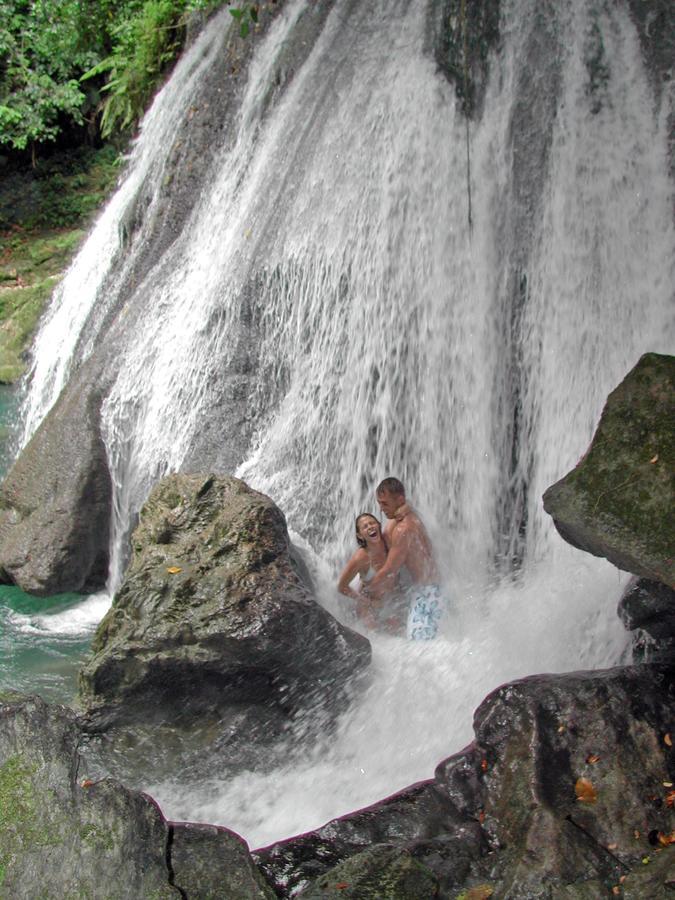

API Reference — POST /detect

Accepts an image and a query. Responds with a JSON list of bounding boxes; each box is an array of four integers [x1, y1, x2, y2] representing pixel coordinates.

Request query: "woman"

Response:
[[337, 513, 402, 632]]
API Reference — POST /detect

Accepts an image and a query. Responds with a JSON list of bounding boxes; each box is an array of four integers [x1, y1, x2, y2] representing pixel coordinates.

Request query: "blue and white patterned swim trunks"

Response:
[[406, 584, 443, 640]]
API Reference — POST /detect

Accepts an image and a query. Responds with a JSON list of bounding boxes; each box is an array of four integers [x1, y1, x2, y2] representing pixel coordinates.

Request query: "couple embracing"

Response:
[[337, 477, 443, 640]]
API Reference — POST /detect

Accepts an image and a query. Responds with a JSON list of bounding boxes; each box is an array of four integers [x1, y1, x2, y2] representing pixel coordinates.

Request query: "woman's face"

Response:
[[357, 515, 381, 543]]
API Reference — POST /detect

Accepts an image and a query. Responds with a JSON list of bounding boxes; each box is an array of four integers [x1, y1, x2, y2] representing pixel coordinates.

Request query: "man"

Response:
[[365, 477, 442, 640]]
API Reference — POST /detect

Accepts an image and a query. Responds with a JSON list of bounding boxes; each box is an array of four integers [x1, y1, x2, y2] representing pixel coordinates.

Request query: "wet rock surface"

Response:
[[619, 577, 675, 665], [258, 665, 675, 899], [0, 692, 277, 899], [0, 692, 177, 899], [543, 352, 675, 589], [79, 473, 370, 738], [0, 362, 112, 596]]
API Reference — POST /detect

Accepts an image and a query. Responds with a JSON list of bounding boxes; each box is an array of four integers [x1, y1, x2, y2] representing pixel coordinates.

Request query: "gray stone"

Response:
[[79, 473, 370, 737], [170, 822, 276, 899], [0, 361, 112, 596], [543, 353, 675, 589], [261, 666, 675, 898], [0, 692, 177, 899]]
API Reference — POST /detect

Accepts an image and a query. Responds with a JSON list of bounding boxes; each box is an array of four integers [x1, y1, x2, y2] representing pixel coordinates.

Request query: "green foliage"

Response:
[[229, 3, 257, 39], [0, 0, 233, 155]]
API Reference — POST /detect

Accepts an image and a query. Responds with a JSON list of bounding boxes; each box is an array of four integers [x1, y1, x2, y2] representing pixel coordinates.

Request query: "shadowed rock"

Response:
[[0, 362, 111, 596], [258, 665, 675, 898], [0, 692, 277, 899], [79, 473, 370, 737], [543, 352, 674, 589]]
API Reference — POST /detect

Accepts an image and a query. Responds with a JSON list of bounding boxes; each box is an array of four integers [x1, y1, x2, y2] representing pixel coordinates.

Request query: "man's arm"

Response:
[[366, 525, 410, 598]]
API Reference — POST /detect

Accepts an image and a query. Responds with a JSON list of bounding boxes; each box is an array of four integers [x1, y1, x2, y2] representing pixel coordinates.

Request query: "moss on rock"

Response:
[[543, 353, 674, 588]]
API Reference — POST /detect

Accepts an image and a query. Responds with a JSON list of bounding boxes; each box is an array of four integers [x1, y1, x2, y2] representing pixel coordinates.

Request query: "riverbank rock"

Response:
[[543, 352, 674, 589], [79, 473, 370, 738], [0, 692, 275, 899], [0, 361, 112, 596], [257, 665, 675, 898], [619, 577, 675, 665]]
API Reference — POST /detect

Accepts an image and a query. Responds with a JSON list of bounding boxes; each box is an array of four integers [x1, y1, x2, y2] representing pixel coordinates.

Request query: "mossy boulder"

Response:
[[543, 353, 674, 588], [0, 692, 176, 899], [79, 473, 370, 735], [0, 692, 278, 898]]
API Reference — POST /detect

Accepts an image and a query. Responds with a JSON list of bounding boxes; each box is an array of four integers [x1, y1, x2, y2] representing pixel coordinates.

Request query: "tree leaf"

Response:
[[167, 566, 182, 574], [229, 8, 244, 20], [240, 20, 249, 38], [250, 6, 259, 23]]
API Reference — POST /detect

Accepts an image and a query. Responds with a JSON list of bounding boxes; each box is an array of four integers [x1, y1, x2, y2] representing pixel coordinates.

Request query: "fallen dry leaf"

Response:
[[166, 566, 182, 574], [80, 779, 95, 788], [575, 777, 598, 803], [586, 754, 601, 764], [664, 733, 672, 747], [607, 842, 618, 850], [481, 758, 488, 772], [619, 875, 626, 883], [465, 887, 494, 900], [478, 809, 485, 824], [650, 454, 659, 464], [665, 790, 675, 808], [334, 883, 349, 890], [557, 724, 565, 733], [658, 832, 675, 846], [634, 830, 641, 839], [612, 888, 620, 896], [664, 782, 673, 788]]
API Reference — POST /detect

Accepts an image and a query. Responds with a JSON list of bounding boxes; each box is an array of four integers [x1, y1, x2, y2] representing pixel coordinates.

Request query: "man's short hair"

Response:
[[376, 476, 405, 497]]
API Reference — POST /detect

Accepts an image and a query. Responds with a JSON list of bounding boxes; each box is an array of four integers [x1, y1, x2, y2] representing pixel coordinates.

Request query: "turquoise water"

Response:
[[0, 387, 109, 706]]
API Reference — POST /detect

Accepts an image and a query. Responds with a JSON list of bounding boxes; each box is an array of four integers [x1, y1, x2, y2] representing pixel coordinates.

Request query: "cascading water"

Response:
[[10, 0, 675, 848]]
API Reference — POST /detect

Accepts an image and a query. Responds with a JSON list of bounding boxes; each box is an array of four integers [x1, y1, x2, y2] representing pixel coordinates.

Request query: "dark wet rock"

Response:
[[0, 691, 279, 899], [0, 362, 112, 596], [170, 821, 276, 899], [296, 844, 440, 899], [619, 577, 675, 665], [0, 692, 177, 898], [256, 778, 483, 897], [468, 665, 675, 897], [543, 353, 675, 589], [79, 473, 370, 736], [429, 0, 501, 118], [260, 665, 675, 899]]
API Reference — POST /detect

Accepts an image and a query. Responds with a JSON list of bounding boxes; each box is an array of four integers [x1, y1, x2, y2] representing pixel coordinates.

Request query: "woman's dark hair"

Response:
[[355, 513, 381, 548]]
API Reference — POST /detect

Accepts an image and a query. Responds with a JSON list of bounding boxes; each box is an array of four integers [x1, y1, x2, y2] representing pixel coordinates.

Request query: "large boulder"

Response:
[[0, 362, 112, 596], [79, 473, 370, 736], [543, 352, 674, 589], [258, 665, 675, 898], [0, 692, 276, 899]]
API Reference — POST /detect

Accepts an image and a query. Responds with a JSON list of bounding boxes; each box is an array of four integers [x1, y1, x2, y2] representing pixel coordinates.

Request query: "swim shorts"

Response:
[[405, 584, 443, 640]]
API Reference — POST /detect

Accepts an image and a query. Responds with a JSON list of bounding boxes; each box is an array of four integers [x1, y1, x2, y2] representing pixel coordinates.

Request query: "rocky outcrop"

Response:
[[258, 665, 675, 898], [543, 353, 674, 589], [79, 473, 370, 736], [0, 360, 112, 596], [0, 692, 276, 899], [619, 577, 675, 665]]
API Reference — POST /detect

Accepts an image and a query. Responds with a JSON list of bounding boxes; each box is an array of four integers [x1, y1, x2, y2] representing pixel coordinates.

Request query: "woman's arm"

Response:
[[337, 549, 367, 600]]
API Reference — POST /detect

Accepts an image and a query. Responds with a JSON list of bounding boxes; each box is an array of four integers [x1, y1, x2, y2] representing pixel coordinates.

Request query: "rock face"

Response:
[[79, 473, 370, 733], [619, 577, 675, 665], [543, 352, 674, 589], [0, 692, 276, 899], [0, 362, 112, 596], [257, 665, 675, 899]]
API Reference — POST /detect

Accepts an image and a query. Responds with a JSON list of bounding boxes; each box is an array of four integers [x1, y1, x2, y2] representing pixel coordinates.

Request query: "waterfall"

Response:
[[16, 0, 675, 845]]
